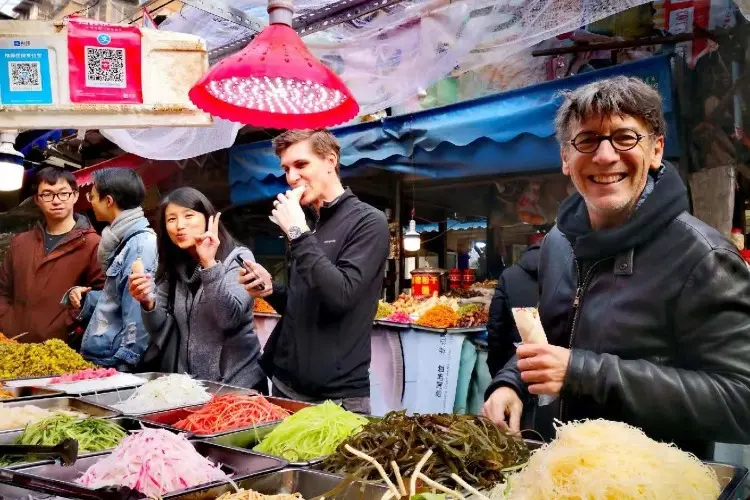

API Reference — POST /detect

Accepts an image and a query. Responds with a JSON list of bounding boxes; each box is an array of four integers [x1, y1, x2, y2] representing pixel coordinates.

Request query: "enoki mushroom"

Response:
[[343, 445, 490, 500]]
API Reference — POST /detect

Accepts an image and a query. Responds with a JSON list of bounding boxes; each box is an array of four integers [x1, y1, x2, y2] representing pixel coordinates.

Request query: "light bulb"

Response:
[[403, 218, 421, 252], [0, 132, 23, 192]]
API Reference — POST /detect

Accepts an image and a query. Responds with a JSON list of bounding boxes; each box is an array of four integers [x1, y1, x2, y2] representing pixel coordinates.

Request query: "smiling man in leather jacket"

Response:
[[482, 76, 750, 458]]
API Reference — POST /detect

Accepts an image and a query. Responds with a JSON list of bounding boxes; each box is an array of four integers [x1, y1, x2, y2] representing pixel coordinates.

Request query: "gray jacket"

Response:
[[142, 246, 264, 388]]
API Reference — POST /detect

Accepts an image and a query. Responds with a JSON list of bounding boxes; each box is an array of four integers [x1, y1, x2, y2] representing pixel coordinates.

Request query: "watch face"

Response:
[[289, 226, 302, 239]]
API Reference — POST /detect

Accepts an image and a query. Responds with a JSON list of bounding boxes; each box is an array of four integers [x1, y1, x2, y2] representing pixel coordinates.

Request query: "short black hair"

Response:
[[33, 167, 77, 193], [92, 168, 146, 211]]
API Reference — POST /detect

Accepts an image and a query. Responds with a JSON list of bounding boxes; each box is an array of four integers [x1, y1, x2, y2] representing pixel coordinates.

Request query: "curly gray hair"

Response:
[[554, 76, 666, 145]]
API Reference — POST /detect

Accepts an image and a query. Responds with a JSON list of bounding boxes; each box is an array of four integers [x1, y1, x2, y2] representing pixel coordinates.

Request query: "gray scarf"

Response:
[[98, 207, 146, 272]]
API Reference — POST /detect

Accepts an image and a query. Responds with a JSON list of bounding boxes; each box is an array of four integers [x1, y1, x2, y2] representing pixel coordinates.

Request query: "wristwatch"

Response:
[[288, 226, 304, 240]]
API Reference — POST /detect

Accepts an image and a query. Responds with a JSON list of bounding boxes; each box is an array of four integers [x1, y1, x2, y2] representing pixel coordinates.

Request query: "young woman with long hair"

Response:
[[128, 187, 265, 392]]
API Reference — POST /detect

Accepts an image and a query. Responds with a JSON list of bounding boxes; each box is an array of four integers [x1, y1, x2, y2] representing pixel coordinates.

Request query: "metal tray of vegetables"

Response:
[[0, 398, 120, 434], [80, 380, 254, 417], [169, 467, 389, 500], [0, 386, 64, 403], [139, 396, 312, 439], [1, 440, 287, 500], [0, 418, 149, 469]]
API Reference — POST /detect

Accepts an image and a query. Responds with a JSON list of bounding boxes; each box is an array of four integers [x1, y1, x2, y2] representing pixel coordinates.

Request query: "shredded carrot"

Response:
[[173, 394, 291, 434], [415, 305, 460, 329]]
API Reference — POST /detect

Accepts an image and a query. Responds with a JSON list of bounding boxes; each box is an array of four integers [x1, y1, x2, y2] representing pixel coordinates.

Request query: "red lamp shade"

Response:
[[189, 23, 359, 129]]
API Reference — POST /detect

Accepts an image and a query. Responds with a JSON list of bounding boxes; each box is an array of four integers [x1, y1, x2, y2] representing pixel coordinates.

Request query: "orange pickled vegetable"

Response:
[[253, 298, 277, 314], [415, 305, 460, 329]]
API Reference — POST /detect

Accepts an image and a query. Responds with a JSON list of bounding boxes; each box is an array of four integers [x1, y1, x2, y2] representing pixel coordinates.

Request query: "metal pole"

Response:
[[394, 177, 401, 298]]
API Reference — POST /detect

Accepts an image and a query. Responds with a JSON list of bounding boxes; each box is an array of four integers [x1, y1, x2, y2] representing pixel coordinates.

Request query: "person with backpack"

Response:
[[67, 168, 157, 370], [128, 187, 265, 392]]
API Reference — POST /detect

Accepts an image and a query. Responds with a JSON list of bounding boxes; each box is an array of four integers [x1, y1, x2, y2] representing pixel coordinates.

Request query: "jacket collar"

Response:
[[304, 188, 357, 227], [35, 213, 95, 243], [555, 162, 690, 261]]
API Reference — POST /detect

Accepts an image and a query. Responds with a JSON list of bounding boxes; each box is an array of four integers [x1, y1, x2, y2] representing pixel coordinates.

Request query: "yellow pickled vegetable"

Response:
[[375, 301, 394, 320], [0, 339, 94, 380]]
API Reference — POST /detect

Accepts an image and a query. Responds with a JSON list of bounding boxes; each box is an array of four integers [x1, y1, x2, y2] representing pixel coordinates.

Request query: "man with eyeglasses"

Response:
[[483, 76, 750, 457], [0, 167, 104, 344]]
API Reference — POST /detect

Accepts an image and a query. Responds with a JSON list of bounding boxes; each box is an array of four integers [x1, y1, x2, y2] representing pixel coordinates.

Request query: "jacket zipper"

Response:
[[559, 257, 607, 421]]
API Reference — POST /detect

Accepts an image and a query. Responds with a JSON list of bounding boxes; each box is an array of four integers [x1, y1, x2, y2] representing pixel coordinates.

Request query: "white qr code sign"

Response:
[[9, 61, 42, 92], [84, 46, 126, 88]]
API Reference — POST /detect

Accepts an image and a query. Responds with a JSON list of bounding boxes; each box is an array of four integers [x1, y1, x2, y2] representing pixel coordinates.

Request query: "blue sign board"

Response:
[[0, 48, 53, 105]]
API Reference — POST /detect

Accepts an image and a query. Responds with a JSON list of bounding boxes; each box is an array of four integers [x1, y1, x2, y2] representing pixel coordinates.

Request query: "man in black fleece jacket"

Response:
[[239, 129, 389, 413], [484, 76, 750, 457]]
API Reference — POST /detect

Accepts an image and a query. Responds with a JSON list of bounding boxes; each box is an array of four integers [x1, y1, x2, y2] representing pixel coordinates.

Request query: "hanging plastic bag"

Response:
[[67, 17, 143, 103]]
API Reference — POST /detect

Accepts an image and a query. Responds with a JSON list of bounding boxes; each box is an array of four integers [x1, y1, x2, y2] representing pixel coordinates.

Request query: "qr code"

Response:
[[85, 46, 126, 88], [9, 61, 41, 92]]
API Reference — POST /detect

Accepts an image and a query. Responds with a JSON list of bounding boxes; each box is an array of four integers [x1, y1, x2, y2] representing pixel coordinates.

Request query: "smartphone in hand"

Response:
[[235, 255, 265, 291]]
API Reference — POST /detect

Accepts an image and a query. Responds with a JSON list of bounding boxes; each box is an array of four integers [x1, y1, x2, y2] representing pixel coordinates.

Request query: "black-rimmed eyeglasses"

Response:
[[570, 129, 653, 154], [37, 191, 76, 202]]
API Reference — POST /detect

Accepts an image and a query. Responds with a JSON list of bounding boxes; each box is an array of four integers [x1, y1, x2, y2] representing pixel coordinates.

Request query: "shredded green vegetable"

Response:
[[0, 415, 128, 465], [253, 401, 368, 461]]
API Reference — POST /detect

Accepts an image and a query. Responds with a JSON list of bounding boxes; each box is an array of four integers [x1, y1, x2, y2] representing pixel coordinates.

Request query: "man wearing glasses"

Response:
[[483, 76, 750, 457], [0, 167, 104, 344]]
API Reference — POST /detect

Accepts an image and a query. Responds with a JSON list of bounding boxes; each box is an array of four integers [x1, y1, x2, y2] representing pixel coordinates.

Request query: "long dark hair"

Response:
[[155, 187, 238, 283]]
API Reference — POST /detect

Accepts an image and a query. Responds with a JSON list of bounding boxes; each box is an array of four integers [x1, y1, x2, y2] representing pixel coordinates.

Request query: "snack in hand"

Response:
[[512, 307, 548, 344], [131, 257, 144, 274]]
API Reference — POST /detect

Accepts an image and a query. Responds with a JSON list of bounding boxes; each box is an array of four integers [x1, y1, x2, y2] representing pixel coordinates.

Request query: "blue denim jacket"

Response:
[[79, 219, 157, 369]]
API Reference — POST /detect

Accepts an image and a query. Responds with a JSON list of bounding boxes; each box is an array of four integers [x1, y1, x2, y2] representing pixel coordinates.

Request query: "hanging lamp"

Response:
[[188, 0, 359, 129], [0, 131, 23, 192], [403, 209, 421, 252]]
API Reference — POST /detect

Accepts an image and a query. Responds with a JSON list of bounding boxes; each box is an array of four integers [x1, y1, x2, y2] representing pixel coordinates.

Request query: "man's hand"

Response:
[[482, 386, 523, 432], [517, 343, 571, 396], [239, 262, 273, 298], [271, 187, 309, 238], [69, 286, 91, 309]]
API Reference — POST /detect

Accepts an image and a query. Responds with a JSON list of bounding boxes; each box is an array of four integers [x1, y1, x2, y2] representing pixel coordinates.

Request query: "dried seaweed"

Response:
[[322, 411, 529, 489]]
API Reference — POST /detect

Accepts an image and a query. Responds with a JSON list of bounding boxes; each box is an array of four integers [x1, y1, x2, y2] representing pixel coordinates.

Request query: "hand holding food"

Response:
[[128, 272, 155, 311], [482, 386, 523, 432], [517, 343, 571, 396], [68, 286, 91, 309], [271, 186, 309, 238], [511, 307, 548, 344], [131, 256, 144, 274]]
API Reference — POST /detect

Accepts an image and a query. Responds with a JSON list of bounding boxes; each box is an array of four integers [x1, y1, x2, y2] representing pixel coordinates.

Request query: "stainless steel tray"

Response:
[[209, 420, 327, 468], [169, 468, 389, 500], [445, 326, 487, 334], [80, 380, 255, 416], [0, 398, 121, 434], [139, 396, 312, 439], [2, 440, 287, 499], [374, 320, 412, 329], [0, 386, 64, 403], [0, 418, 152, 470]]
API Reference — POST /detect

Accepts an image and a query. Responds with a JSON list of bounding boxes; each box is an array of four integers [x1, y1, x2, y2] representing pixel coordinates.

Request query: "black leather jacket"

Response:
[[489, 164, 750, 458]]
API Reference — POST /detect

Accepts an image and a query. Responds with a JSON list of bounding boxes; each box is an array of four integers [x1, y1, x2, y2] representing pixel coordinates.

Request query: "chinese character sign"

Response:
[[67, 18, 143, 103]]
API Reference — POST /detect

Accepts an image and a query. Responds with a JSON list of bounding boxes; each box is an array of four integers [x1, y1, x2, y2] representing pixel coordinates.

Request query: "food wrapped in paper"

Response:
[[511, 307, 548, 344]]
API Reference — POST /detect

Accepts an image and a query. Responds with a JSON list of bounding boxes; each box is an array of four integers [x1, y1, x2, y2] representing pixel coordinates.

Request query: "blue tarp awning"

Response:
[[230, 55, 678, 204]]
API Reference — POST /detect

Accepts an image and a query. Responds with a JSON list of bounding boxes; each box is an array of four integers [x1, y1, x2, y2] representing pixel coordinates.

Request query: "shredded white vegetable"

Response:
[[76, 428, 228, 497], [110, 374, 212, 415], [506, 419, 721, 500]]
